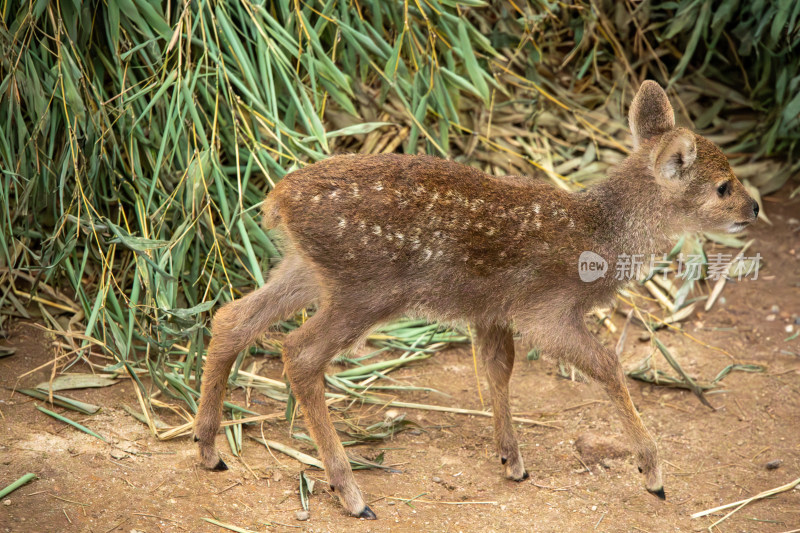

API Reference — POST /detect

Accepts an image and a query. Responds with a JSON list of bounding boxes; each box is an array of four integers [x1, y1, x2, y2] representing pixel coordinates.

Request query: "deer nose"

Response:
[[752, 200, 759, 218]]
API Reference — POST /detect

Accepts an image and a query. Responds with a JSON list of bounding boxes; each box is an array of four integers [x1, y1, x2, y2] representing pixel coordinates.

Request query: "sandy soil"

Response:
[[1, 185, 799, 533]]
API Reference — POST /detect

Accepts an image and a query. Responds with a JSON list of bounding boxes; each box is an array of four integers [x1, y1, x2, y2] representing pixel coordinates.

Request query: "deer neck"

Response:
[[584, 162, 681, 261]]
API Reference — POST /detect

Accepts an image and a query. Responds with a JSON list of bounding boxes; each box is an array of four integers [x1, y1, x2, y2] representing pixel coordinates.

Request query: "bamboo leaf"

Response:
[[36, 405, 108, 442]]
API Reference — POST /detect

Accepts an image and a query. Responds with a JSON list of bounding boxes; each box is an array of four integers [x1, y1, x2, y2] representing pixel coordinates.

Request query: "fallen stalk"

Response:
[[324, 393, 562, 429], [0, 473, 37, 499], [691, 476, 800, 529]]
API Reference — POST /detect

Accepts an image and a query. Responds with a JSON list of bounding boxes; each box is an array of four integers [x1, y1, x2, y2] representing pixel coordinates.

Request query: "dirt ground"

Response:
[[1, 185, 799, 533]]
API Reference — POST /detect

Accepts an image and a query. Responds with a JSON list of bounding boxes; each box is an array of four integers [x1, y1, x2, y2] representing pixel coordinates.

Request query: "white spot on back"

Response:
[[422, 248, 432, 261], [312, 194, 321, 203], [329, 190, 338, 199], [372, 225, 382, 236], [338, 217, 347, 228], [533, 204, 540, 214], [373, 181, 384, 191]]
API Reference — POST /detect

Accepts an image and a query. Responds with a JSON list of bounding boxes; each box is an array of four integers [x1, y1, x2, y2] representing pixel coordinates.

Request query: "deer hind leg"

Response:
[[475, 323, 527, 481], [282, 302, 389, 519], [194, 254, 318, 470], [553, 321, 664, 499]]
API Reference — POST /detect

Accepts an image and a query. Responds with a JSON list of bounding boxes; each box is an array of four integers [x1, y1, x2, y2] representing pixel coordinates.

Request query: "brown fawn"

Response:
[[193, 81, 758, 519]]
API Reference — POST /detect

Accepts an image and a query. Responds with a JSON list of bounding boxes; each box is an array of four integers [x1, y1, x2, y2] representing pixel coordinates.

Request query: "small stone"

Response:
[[3, 499, 10, 506], [591, 505, 597, 511], [432, 476, 442, 483], [766, 459, 782, 470], [384, 409, 400, 421], [638, 332, 651, 342], [575, 432, 630, 464], [295, 510, 310, 521], [272, 471, 282, 482], [771, 305, 780, 314], [409, 429, 422, 436], [110, 449, 128, 460], [766, 314, 777, 322], [786, 325, 794, 334], [795, 316, 800, 325], [388, 500, 396, 506]]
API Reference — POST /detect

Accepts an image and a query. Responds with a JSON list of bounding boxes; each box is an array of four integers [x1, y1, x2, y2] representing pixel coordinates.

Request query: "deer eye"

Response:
[[717, 182, 729, 197]]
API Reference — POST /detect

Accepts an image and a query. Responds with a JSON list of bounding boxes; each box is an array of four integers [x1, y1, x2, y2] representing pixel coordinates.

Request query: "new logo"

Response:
[[578, 251, 608, 282]]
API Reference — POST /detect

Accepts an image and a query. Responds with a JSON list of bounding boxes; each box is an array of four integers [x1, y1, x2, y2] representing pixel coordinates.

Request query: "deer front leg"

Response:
[[475, 323, 527, 481], [282, 307, 379, 519], [557, 324, 664, 499], [602, 362, 664, 498]]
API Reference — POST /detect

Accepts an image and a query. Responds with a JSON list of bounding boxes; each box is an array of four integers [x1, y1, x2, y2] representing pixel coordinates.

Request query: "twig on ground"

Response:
[[691, 476, 800, 530]]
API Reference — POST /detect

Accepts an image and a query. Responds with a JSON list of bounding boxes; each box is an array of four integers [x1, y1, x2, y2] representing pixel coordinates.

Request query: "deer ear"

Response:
[[629, 81, 675, 148], [653, 129, 696, 181]]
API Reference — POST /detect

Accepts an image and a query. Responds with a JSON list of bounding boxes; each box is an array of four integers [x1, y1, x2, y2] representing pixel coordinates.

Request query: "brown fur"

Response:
[[194, 82, 758, 518]]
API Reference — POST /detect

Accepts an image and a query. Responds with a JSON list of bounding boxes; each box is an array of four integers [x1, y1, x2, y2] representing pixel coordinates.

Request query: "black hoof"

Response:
[[501, 457, 507, 465], [212, 459, 229, 471], [637, 466, 643, 473], [356, 505, 377, 520], [516, 471, 530, 482], [193, 435, 199, 442], [647, 487, 666, 500]]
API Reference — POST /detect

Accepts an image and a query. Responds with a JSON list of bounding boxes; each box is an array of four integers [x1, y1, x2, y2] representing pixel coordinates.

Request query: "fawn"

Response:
[[193, 81, 758, 519]]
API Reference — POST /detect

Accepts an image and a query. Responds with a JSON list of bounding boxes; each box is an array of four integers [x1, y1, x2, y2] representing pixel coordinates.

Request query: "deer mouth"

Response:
[[727, 221, 750, 233]]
